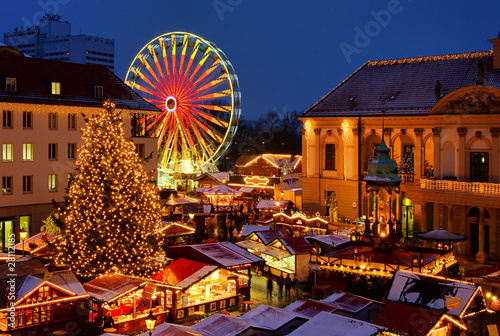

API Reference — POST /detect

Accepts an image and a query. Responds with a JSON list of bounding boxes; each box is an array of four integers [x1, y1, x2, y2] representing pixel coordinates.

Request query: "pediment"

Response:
[[430, 85, 500, 115]]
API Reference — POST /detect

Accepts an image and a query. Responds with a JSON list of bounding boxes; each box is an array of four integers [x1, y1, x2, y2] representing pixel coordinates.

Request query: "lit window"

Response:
[[325, 143, 336, 170], [48, 143, 57, 160], [48, 174, 57, 191], [67, 143, 76, 160], [68, 113, 76, 130], [23, 175, 33, 193], [135, 143, 145, 158], [2, 176, 13, 194], [48, 113, 57, 129], [3, 110, 13, 128], [23, 111, 33, 128], [51, 82, 61, 95], [23, 143, 33, 161], [6, 77, 17, 92], [2, 143, 13, 162], [95, 85, 103, 98]]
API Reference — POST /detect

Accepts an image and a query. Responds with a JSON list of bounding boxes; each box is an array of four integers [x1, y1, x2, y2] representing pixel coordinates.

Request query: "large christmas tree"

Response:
[[56, 101, 165, 278]]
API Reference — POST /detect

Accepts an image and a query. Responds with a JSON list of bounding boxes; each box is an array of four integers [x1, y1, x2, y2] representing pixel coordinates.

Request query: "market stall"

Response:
[[151, 258, 249, 321], [273, 212, 329, 236]]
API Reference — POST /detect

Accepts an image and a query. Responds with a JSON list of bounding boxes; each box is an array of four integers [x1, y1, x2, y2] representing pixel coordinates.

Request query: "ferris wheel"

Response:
[[125, 32, 241, 175]]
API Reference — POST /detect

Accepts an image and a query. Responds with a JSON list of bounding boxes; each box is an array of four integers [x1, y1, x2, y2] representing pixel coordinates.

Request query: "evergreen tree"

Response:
[[56, 101, 165, 279]]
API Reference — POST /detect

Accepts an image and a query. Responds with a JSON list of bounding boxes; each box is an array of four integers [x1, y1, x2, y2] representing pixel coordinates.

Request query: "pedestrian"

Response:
[[292, 275, 301, 297], [277, 273, 284, 299], [284, 274, 292, 298], [267, 277, 273, 298], [102, 311, 116, 329]]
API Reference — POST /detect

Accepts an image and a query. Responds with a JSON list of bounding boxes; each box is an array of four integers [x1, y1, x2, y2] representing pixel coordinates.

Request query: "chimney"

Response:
[[489, 32, 500, 71]]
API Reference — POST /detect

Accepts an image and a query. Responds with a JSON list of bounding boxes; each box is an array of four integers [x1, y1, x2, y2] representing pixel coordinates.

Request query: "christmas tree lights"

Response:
[[55, 101, 165, 279]]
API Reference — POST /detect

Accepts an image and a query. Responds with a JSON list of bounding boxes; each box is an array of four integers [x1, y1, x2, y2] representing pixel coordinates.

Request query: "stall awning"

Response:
[[237, 240, 291, 259], [239, 187, 254, 193]]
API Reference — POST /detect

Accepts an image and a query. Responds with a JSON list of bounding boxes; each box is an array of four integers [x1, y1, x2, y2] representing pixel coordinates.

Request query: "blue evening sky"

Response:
[[1, 0, 499, 120]]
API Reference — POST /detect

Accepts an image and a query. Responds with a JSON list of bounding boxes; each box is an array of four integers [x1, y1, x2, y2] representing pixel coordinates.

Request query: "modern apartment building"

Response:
[[3, 13, 114, 70], [0, 48, 158, 250]]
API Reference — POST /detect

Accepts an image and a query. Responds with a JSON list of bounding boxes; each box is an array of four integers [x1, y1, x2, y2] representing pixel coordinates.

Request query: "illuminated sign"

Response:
[[244, 176, 269, 186]]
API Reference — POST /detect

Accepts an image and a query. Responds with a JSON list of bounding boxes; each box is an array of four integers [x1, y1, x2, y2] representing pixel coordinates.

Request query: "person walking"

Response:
[[277, 273, 284, 299], [284, 274, 292, 298], [292, 275, 301, 297], [267, 277, 274, 299]]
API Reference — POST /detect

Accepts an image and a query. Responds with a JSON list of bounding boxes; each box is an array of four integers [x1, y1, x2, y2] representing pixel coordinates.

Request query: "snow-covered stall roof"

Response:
[[241, 304, 306, 330], [287, 311, 385, 336], [83, 274, 144, 302], [192, 313, 268, 336], [151, 258, 217, 289], [46, 271, 87, 296], [322, 292, 377, 313], [305, 235, 351, 248], [386, 270, 482, 317], [274, 237, 312, 255], [284, 299, 337, 319], [138, 322, 209, 336], [240, 225, 270, 237], [177, 242, 263, 267]]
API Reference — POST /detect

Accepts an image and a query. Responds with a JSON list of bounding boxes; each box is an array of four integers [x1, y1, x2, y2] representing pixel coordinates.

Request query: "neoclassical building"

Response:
[[300, 36, 500, 261]]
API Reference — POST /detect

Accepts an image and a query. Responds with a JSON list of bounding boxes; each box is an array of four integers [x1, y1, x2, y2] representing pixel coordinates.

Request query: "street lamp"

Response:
[[19, 229, 28, 257], [145, 310, 157, 336]]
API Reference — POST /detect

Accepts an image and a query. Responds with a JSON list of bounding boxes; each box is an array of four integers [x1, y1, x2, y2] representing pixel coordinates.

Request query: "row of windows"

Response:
[[2, 174, 60, 194], [44, 51, 69, 56], [3, 111, 77, 129], [86, 50, 114, 57], [2, 143, 77, 161], [4, 78, 104, 98], [85, 56, 114, 64], [2, 143, 145, 162]]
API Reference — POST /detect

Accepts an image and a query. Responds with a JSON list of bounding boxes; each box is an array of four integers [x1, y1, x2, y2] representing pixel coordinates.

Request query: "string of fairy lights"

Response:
[[55, 101, 166, 278]]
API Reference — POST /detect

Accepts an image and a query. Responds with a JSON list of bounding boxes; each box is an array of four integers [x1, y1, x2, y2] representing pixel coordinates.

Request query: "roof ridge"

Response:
[[368, 50, 493, 66]]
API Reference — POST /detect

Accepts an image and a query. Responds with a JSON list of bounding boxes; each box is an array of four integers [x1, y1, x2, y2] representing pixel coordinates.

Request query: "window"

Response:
[[23, 143, 33, 161], [2, 176, 13, 194], [48, 143, 57, 160], [2, 144, 13, 162], [3, 110, 13, 128], [23, 111, 33, 128], [95, 85, 103, 98], [48, 174, 57, 191], [23, 175, 33, 193], [325, 143, 336, 170], [48, 113, 57, 129], [67, 143, 76, 160], [6, 77, 17, 92], [51, 82, 61, 95], [68, 113, 76, 130], [135, 143, 145, 158]]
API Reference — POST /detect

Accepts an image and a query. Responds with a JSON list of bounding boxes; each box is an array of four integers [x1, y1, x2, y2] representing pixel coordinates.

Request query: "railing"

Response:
[[362, 171, 415, 184], [420, 179, 500, 196]]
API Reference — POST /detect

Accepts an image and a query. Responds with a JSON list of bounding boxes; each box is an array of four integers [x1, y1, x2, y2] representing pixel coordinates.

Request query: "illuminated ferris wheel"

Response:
[[125, 32, 241, 175]]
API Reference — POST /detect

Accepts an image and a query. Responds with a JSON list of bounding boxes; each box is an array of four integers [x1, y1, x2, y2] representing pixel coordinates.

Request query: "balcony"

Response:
[[362, 171, 415, 184], [420, 179, 500, 196]]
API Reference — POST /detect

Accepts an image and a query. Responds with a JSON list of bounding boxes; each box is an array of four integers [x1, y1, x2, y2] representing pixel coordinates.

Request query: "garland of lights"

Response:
[[55, 101, 166, 278]]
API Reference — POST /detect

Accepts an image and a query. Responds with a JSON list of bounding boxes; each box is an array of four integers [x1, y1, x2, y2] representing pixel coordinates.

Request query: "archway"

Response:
[[442, 141, 456, 179], [364, 133, 381, 171], [402, 198, 413, 238], [424, 135, 434, 177], [468, 207, 490, 255]]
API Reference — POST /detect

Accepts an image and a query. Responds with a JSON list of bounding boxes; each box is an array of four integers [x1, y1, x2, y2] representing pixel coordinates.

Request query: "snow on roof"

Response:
[[240, 225, 270, 237], [151, 258, 217, 289], [305, 235, 351, 248], [322, 292, 376, 313], [83, 274, 144, 302], [218, 241, 264, 264], [284, 299, 336, 319], [255, 199, 290, 210], [254, 230, 285, 245], [46, 271, 87, 296], [276, 237, 312, 255], [287, 311, 385, 336], [138, 322, 209, 336], [387, 271, 478, 317], [183, 242, 263, 267], [15, 232, 59, 251], [192, 313, 262, 336], [241, 304, 304, 330], [17, 275, 43, 300]]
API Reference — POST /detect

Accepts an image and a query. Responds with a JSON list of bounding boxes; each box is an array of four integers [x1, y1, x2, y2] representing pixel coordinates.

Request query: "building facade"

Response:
[[3, 13, 114, 71], [0, 50, 158, 250], [300, 37, 500, 262]]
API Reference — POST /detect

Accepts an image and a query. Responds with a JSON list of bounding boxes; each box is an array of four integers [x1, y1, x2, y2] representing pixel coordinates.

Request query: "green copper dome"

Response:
[[364, 137, 401, 187]]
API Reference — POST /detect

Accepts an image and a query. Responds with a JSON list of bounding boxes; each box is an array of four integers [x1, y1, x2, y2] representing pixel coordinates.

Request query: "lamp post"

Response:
[[19, 229, 28, 257], [145, 310, 157, 336]]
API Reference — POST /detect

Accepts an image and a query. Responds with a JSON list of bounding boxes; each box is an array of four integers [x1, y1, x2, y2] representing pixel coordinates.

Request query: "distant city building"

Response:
[[3, 13, 114, 71]]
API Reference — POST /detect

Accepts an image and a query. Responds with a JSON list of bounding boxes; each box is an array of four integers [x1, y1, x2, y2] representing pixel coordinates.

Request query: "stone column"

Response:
[[457, 127, 467, 180], [490, 209, 497, 260], [447, 205, 454, 233], [421, 202, 428, 232], [301, 127, 308, 177], [432, 128, 441, 179], [337, 128, 344, 179], [476, 207, 488, 263], [414, 128, 423, 182], [433, 202, 440, 230], [352, 127, 359, 180], [314, 128, 321, 177], [490, 128, 500, 183]]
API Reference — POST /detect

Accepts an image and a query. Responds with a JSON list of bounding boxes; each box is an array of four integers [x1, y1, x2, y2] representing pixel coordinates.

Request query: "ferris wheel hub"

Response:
[[165, 96, 177, 113]]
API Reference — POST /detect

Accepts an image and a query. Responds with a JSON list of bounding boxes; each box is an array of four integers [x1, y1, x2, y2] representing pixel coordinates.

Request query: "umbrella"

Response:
[[416, 228, 466, 241]]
